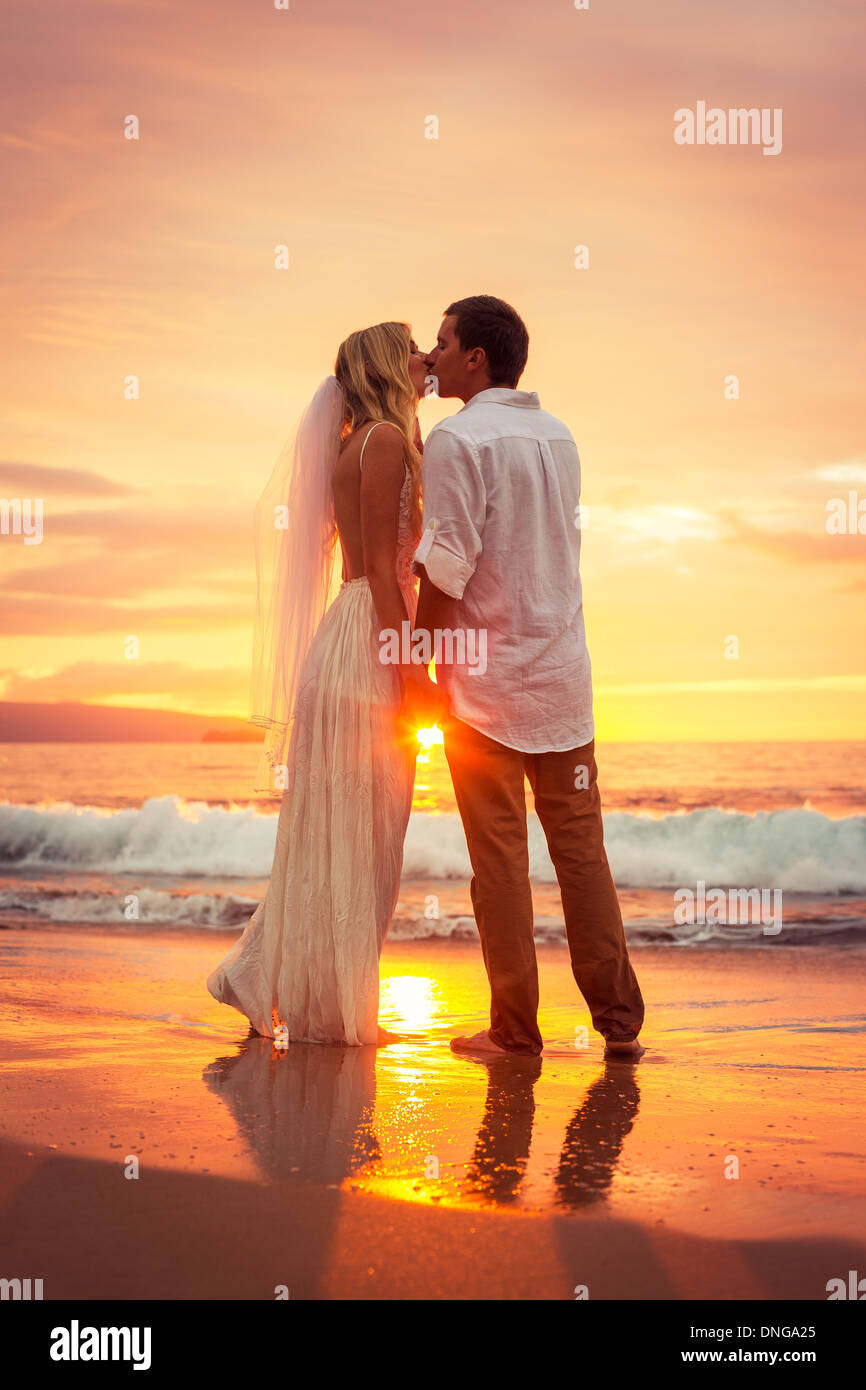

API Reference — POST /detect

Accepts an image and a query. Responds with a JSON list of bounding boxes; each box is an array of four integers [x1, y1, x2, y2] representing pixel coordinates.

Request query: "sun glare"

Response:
[[416, 725, 444, 749], [379, 975, 439, 1032]]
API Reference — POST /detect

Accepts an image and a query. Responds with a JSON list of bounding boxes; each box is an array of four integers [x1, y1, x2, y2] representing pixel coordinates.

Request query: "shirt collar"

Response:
[[462, 387, 540, 410]]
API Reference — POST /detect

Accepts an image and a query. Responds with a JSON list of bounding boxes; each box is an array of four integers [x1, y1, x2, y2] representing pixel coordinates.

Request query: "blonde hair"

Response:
[[335, 321, 421, 532]]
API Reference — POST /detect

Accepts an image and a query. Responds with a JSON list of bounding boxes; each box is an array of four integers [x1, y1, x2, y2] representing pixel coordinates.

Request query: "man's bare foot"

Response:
[[604, 1037, 645, 1060], [450, 1029, 539, 1058]]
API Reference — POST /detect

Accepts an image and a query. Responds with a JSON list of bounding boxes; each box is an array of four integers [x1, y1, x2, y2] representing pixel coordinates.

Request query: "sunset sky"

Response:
[[2, 0, 864, 740]]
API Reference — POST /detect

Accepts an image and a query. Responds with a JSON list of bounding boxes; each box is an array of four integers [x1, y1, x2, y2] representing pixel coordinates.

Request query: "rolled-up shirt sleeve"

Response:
[[412, 426, 485, 600]]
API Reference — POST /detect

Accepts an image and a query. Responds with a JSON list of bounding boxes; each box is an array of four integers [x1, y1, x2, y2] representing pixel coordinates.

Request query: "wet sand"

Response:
[[1, 925, 864, 1299]]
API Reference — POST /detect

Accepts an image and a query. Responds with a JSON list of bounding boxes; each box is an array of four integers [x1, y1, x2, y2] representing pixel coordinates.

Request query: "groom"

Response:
[[412, 295, 644, 1059]]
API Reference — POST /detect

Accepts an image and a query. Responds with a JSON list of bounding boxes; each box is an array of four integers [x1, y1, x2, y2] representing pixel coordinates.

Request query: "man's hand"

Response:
[[401, 668, 451, 726]]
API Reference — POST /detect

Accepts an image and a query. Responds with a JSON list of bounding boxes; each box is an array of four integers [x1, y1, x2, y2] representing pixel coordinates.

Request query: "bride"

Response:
[[207, 322, 444, 1044]]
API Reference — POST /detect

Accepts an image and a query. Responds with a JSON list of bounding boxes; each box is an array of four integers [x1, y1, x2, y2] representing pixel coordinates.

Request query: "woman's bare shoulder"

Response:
[[362, 421, 403, 454]]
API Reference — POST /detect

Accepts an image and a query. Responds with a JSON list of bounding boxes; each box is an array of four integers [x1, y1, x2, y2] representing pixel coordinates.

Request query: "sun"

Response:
[[415, 725, 444, 749]]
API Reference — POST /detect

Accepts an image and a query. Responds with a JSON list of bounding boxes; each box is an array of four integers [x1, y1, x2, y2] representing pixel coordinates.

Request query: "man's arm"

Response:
[[415, 569, 456, 640], [409, 571, 456, 722], [410, 425, 486, 719], [412, 426, 485, 595]]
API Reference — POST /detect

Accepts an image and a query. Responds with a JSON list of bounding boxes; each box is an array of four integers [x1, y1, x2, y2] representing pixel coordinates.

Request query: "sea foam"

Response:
[[0, 796, 864, 893]]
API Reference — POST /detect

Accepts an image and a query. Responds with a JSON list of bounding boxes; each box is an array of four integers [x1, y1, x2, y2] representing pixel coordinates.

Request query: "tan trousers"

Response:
[[444, 718, 645, 1055]]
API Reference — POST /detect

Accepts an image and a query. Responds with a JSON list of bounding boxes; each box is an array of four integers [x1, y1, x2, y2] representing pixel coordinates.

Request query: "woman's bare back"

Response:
[[332, 421, 405, 581]]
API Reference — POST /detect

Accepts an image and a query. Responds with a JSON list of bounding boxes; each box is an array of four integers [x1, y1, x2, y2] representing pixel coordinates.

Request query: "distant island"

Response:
[[201, 728, 262, 743], [0, 701, 264, 743]]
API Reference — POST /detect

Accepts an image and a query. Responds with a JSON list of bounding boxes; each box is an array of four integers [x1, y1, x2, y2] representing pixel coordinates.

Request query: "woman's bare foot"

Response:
[[376, 1026, 404, 1045]]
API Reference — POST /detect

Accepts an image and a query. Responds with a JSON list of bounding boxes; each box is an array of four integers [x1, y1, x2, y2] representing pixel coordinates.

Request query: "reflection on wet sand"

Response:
[[461, 1055, 641, 1208], [463, 1056, 543, 1205], [202, 1037, 380, 1184], [203, 1034, 642, 1212], [554, 1066, 641, 1208]]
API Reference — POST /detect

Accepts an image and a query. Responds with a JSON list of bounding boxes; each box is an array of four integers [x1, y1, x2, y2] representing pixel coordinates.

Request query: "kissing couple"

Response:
[[207, 295, 645, 1060]]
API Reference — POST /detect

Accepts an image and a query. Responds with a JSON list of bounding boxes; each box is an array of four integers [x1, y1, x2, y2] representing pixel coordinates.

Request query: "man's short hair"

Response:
[[444, 295, 529, 388]]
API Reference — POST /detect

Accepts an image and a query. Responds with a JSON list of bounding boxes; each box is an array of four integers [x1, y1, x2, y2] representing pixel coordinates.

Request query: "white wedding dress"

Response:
[[207, 425, 420, 1044]]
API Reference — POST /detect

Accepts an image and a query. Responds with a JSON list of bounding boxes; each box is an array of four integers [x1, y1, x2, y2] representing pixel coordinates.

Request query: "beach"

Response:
[[2, 922, 864, 1300]]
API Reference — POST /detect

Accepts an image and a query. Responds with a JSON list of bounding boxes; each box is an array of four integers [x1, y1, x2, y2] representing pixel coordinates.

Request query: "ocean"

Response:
[[1, 740, 864, 948]]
